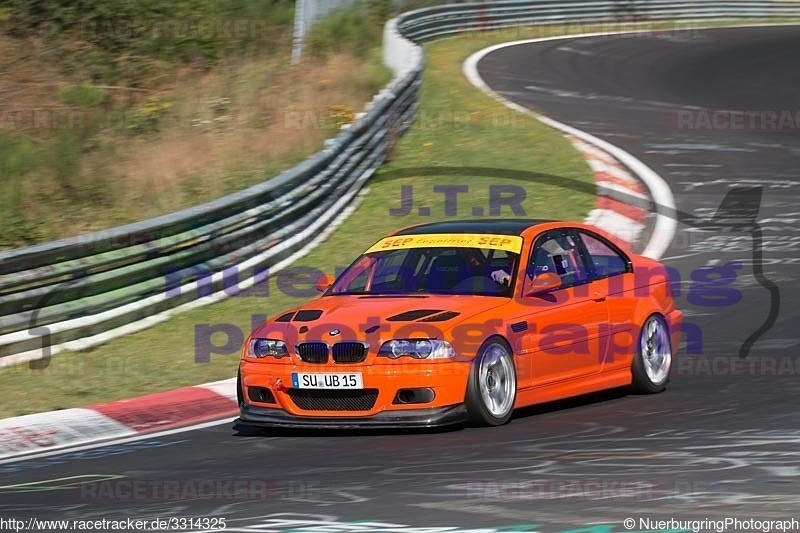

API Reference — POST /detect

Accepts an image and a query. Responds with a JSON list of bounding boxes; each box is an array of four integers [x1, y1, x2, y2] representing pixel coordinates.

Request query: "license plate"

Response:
[[291, 372, 363, 389]]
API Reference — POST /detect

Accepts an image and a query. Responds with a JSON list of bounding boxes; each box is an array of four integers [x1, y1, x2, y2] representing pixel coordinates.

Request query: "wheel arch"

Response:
[[475, 334, 516, 367]]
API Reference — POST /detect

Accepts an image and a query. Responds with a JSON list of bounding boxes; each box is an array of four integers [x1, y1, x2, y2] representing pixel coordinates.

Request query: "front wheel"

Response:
[[631, 314, 672, 393], [466, 337, 517, 426]]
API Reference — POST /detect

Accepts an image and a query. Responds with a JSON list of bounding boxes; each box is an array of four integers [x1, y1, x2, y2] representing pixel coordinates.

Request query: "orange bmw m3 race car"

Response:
[[235, 219, 682, 429]]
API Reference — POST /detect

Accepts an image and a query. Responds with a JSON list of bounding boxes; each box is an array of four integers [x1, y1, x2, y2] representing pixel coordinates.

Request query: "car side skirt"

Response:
[[515, 368, 633, 407]]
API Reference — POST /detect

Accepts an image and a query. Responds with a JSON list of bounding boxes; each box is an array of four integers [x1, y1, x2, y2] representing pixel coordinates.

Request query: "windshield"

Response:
[[329, 245, 520, 297]]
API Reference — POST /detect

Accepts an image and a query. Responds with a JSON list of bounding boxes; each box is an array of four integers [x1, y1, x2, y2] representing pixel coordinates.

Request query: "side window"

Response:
[[577, 231, 629, 279], [524, 231, 589, 292]]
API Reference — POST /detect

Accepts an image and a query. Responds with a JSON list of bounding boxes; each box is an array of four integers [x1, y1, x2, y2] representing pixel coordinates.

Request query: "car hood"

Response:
[[252, 294, 508, 344]]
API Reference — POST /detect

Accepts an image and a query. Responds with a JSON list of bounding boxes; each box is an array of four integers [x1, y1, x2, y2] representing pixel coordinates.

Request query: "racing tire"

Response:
[[631, 314, 672, 394], [466, 337, 517, 426]]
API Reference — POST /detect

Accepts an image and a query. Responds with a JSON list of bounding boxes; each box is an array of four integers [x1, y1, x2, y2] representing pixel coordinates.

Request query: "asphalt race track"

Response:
[[2, 25, 799, 533]]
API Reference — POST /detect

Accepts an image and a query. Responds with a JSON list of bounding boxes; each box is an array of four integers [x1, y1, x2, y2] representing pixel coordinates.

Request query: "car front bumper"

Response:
[[239, 359, 472, 420]]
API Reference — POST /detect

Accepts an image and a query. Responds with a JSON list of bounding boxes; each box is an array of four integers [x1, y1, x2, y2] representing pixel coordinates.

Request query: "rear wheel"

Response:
[[632, 314, 672, 393], [466, 337, 517, 426]]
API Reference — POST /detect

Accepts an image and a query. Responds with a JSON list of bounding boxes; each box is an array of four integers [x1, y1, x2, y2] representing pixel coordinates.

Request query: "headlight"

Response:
[[247, 338, 289, 359], [378, 339, 455, 359]]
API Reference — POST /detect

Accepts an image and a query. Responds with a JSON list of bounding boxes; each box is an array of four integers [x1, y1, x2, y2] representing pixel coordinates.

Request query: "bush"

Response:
[[57, 83, 107, 108], [306, 0, 391, 60], [2, 0, 297, 81], [123, 97, 173, 134], [0, 134, 43, 248]]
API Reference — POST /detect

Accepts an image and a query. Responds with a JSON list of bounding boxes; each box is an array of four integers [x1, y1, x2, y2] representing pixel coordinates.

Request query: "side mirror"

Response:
[[524, 272, 561, 296], [315, 273, 335, 293]]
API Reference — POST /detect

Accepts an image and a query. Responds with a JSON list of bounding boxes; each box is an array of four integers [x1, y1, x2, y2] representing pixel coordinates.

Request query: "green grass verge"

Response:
[[8, 19, 785, 417]]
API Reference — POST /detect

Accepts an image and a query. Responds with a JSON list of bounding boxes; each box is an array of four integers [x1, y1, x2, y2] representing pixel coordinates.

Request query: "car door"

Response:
[[514, 229, 610, 387], [573, 229, 636, 372]]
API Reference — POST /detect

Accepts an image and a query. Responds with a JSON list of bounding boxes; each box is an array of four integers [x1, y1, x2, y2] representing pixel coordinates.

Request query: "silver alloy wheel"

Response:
[[641, 315, 672, 385], [478, 344, 515, 417]]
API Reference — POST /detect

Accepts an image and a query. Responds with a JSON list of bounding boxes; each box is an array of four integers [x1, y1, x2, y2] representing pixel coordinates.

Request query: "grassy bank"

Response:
[[0, 0, 392, 248]]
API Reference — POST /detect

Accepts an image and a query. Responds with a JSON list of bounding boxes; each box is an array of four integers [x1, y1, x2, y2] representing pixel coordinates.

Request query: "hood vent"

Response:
[[420, 311, 461, 322], [386, 309, 443, 322], [294, 310, 323, 322], [275, 312, 294, 322]]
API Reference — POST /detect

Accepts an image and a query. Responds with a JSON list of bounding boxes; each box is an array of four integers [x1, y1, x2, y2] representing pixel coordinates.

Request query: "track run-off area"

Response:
[[2, 24, 799, 533]]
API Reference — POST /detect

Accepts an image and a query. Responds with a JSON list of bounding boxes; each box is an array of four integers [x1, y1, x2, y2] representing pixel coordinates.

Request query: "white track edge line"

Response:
[[462, 30, 684, 259]]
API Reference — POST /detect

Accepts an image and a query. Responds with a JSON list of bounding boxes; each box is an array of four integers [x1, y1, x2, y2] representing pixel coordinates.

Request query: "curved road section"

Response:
[[2, 25, 800, 533]]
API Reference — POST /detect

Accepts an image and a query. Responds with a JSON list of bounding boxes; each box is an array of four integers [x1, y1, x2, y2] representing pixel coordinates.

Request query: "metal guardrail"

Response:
[[397, 1, 800, 41], [2, 1, 799, 363]]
